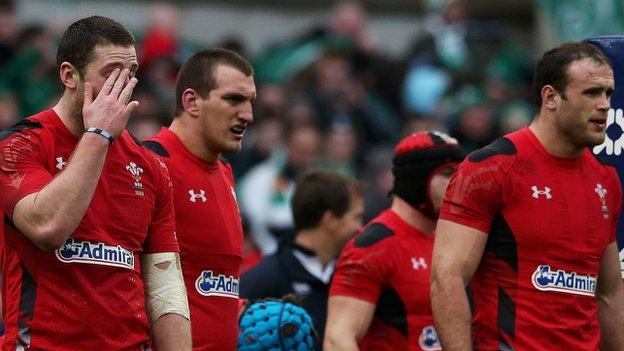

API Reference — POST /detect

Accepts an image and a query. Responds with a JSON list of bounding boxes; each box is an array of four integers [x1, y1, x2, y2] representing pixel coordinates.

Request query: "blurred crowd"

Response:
[[0, 0, 537, 264]]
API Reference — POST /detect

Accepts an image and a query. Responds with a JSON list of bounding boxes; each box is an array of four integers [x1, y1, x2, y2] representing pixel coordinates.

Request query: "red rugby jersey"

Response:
[[440, 127, 622, 350], [330, 209, 442, 351], [145, 128, 243, 351], [0, 109, 178, 350]]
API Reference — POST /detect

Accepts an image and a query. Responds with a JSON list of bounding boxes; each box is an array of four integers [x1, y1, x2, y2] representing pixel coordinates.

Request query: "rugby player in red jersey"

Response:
[[432, 41, 624, 351], [0, 16, 190, 350], [325, 131, 463, 350], [144, 48, 255, 350]]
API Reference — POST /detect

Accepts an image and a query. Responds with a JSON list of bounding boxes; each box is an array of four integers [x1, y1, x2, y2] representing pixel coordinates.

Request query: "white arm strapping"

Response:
[[142, 252, 190, 325]]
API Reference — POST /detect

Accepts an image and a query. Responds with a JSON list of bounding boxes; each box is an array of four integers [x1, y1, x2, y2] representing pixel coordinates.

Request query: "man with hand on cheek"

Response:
[[0, 16, 191, 350]]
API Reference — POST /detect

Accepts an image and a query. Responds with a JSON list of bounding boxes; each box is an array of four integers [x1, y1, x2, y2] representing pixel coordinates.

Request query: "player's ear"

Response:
[[181, 88, 200, 118], [541, 85, 560, 110], [320, 210, 338, 231], [59, 62, 79, 90]]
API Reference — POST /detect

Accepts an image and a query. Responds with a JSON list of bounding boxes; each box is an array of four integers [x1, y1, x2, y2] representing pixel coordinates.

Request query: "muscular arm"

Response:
[[12, 68, 138, 250], [430, 219, 487, 351], [597, 242, 624, 351], [324, 296, 376, 351], [142, 252, 191, 350], [151, 314, 192, 351], [13, 134, 109, 250]]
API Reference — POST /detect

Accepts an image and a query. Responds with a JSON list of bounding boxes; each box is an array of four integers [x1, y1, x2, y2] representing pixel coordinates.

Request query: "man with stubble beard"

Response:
[[0, 16, 190, 350], [144, 48, 256, 350]]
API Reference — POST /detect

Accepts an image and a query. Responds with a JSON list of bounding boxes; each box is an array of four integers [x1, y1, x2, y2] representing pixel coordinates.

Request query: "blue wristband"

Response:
[[85, 127, 114, 146]]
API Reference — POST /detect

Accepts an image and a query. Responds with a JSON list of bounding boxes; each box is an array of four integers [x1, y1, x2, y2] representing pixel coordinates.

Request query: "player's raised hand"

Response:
[[82, 68, 139, 139]]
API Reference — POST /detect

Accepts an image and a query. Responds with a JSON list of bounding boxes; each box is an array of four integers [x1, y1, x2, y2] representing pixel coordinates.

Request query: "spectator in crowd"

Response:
[[253, 82, 287, 119], [240, 170, 365, 350], [498, 101, 533, 134], [136, 2, 184, 128], [283, 98, 318, 130], [297, 51, 399, 148], [0, 23, 59, 118], [0, 93, 18, 129], [451, 103, 498, 152], [227, 80, 285, 180], [0, 15, 190, 349], [229, 116, 285, 179], [360, 146, 394, 222], [144, 48, 256, 350], [252, 0, 380, 85], [324, 131, 463, 350], [126, 86, 166, 140], [239, 124, 321, 255], [327, 0, 377, 54], [140, 1, 181, 72], [0, 0, 18, 67], [128, 114, 162, 141], [403, 0, 472, 105], [315, 122, 358, 178]]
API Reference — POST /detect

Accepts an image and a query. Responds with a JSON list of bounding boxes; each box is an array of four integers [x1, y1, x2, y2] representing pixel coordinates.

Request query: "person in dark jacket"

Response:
[[240, 170, 364, 349]]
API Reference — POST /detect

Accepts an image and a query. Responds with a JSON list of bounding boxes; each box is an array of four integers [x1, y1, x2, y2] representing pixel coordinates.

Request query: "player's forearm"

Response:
[[431, 273, 473, 351], [13, 133, 109, 250], [323, 331, 360, 351], [598, 286, 624, 350], [151, 313, 192, 351], [324, 306, 370, 351]]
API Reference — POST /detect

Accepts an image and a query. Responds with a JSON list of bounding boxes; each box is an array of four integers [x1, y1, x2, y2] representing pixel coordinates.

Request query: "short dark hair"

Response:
[[56, 16, 135, 77], [174, 48, 254, 116], [533, 41, 611, 107], [292, 170, 364, 232]]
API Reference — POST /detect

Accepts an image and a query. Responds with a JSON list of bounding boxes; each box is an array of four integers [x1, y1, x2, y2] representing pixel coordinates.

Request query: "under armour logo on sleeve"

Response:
[[56, 156, 66, 170]]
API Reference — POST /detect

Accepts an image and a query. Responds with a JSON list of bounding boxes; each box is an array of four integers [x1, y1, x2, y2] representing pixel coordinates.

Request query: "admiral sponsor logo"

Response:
[[195, 270, 239, 298], [418, 325, 441, 351], [55, 238, 134, 270], [531, 265, 596, 297]]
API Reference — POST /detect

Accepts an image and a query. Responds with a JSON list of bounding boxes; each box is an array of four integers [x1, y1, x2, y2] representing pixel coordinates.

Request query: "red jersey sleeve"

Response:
[[439, 157, 507, 234], [0, 128, 52, 218], [143, 157, 179, 253], [329, 238, 390, 304]]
